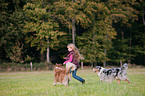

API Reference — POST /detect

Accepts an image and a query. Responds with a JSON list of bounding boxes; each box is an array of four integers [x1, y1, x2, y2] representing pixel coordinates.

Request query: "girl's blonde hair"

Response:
[[67, 43, 84, 61]]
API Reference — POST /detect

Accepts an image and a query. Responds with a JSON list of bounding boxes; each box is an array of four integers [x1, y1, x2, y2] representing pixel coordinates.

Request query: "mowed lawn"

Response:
[[0, 68, 145, 96]]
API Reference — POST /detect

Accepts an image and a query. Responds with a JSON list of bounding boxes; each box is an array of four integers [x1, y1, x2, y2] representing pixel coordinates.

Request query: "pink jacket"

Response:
[[63, 54, 73, 64], [63, 51, 80, 69]]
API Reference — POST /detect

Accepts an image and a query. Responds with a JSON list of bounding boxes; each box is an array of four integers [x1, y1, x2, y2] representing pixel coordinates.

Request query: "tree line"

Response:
[[0, 0, 145, 67]]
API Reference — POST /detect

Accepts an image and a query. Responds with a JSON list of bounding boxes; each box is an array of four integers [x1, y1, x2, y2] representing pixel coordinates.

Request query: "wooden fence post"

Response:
[[81, 62, 83, 70]]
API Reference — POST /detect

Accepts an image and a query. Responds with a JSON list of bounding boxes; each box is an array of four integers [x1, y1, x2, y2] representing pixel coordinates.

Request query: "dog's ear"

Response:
[[93, 68, 97, 73], [58, 64, 62, 66], [93, 68, 99, 73]]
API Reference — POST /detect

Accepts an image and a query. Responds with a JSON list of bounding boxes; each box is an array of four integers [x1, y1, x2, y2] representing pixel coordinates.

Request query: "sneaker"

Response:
[[82, 80, 85, 84]]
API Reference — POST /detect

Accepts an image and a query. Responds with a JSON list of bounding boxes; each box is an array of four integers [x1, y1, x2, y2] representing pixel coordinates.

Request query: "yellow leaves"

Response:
[[53, 0, 97, 28], [65, 6, 73, 13], [35, 8, 46, 15], [23, 2, 65, 51]]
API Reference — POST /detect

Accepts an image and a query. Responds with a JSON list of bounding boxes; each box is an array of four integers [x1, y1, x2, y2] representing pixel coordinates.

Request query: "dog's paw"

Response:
[[65, 84, 68, 87]]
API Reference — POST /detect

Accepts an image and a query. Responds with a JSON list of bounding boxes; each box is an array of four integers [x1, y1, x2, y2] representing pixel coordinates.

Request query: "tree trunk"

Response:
[[95, 61, 97, 67], [104, 29, 108, 67], [81, 62, 83, 70], [121, 31, 124, 39], [72, 19, 75, 44], [47, 40, 50, 63], [91, 63, 93, 68], [40, 52, 45, 62], [104, 47, 107, 67], [69, 22, 71, 34], [121, 31, 124, 67], [129, 28, 132, 63], [72, 0, 76, 44], [143, 8, 145, 25]]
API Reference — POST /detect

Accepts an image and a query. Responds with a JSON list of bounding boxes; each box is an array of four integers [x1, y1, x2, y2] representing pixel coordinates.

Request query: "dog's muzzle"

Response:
[[93, 68, 97, 73]]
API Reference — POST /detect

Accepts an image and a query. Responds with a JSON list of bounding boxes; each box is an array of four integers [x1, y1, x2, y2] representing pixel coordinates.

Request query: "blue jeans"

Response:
[[70, 69, 85, 82]]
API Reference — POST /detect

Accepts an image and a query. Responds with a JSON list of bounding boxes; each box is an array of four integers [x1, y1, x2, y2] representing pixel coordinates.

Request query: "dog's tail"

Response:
[[66, 68, 71, 74]]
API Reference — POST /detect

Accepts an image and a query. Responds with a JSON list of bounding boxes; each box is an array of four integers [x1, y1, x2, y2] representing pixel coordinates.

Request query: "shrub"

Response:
[[0, 62, 54, 72]]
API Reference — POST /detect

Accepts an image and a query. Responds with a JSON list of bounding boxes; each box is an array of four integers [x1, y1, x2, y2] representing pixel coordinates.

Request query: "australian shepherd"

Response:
[[54, 63, 76, 86], [93, 63, 130, 84]]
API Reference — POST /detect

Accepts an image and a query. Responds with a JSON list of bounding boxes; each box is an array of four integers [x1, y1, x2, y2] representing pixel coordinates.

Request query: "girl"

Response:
[[63, 43, 85, 84]]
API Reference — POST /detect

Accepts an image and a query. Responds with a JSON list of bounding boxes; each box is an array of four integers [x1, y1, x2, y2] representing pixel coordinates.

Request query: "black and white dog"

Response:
[[93, 63, 130, 84]]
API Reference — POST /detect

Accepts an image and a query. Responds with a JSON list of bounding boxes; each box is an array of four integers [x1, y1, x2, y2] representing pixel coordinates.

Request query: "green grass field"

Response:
[[0, 68, 145, 96]]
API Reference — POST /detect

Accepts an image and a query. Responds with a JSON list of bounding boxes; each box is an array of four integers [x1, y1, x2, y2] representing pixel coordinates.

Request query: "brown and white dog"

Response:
[[54, 63, 76, 86], [93, 63, 130, 84]]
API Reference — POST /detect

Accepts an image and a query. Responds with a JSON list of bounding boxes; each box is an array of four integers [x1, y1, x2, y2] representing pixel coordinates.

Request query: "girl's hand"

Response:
[[63, 57, 67, 59]]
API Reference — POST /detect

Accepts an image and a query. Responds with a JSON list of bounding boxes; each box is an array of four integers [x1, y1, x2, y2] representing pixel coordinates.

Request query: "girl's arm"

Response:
[[63, 54, 73, 64]]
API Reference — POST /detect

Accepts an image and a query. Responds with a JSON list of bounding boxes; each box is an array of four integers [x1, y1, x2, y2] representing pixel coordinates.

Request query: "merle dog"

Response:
[[93, 63, 130, 84]]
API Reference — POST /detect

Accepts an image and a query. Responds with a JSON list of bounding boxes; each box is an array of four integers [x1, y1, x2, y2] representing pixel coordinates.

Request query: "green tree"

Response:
[[78, 18, 116, 66], [52, 0, 97, 43], [78, 0, 138, 67], [107, 0, 139, 66], [129, 0, 145, 65], [23, 2, 64, 63], [0, 0, 25, 62]]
